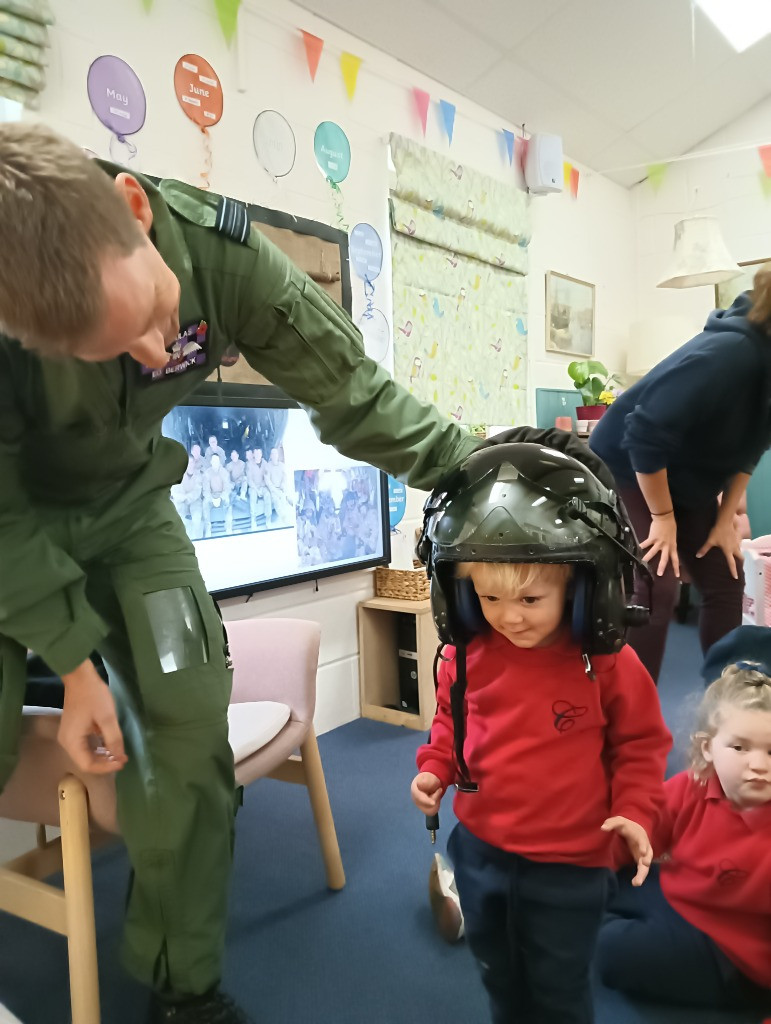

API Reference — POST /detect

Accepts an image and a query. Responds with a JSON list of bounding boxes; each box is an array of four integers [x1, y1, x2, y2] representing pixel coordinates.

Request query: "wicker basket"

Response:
[[375, 565, 430, 602]]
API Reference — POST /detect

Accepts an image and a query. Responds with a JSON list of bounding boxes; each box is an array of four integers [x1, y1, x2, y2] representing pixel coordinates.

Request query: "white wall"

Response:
[[18, 0, 634, 737], [634, 93, 771, 352]]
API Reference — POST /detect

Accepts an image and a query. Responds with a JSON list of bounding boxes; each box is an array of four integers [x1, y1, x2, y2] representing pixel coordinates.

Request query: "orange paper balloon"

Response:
[[174, 54, 223, 128]]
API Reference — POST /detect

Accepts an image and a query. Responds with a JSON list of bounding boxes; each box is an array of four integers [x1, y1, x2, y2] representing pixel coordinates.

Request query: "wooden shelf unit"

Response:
[[357, 596, 439, 731]]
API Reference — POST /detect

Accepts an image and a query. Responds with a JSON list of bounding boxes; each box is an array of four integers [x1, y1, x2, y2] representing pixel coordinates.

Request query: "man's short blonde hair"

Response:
[[457, 560, 573, 596], [0, 122, 144, 356]]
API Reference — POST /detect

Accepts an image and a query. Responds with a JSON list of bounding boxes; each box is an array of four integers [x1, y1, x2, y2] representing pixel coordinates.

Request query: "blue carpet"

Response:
[[0, 622, 763, 1022]]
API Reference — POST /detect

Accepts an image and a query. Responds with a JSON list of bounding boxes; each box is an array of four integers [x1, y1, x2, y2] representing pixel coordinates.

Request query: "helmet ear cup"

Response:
[[430, 568, 487, 645], [571, 566, 594, 648], [454, 576, 487, 641]]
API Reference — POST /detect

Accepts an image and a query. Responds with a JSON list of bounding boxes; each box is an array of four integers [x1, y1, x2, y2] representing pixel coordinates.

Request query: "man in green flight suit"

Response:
[[0, 123, 481, 1023]]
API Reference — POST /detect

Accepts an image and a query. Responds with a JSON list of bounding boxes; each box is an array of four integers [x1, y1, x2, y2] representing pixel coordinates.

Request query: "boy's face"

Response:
[[702, 704, 771, 808], [471, 570, 569, 649]]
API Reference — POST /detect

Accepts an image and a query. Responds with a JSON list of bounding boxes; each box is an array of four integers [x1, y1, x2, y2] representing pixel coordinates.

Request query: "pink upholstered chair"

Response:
[[0, 616, 344, 1024]]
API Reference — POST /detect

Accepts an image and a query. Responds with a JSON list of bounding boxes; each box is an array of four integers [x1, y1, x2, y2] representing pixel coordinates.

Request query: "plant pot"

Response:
[[576, 404, 607, 435]]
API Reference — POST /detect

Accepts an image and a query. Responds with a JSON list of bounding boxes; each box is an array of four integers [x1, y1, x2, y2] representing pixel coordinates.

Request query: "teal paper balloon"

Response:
[[314, 121, 351, 183]]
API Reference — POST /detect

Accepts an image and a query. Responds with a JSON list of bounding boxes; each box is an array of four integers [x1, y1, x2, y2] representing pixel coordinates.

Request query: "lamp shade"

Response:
[[657, 216, 742, 289], [626, 315, 698, 376]]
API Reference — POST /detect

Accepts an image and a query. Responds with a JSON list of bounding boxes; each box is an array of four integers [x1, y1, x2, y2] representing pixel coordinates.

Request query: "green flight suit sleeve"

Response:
[[0, 347, 108, 674], [233, 230, 482, 491]]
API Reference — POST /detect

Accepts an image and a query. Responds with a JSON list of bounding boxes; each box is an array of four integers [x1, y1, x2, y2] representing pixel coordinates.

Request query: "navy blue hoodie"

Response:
[[590, 293, 771, 507]]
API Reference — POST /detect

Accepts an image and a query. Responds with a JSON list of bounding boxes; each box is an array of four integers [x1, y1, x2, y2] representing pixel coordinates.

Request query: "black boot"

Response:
[[148, 989, 254, 1023]]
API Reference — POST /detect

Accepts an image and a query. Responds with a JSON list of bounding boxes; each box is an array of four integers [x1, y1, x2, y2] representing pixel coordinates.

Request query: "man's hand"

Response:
[[411, 772, 443, 815], [59, 660, 128, 774], [601, 816, 652, 886]]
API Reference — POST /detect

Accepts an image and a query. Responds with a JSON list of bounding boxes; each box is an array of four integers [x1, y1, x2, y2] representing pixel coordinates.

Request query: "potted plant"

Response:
[[567, 360, 620, 427]]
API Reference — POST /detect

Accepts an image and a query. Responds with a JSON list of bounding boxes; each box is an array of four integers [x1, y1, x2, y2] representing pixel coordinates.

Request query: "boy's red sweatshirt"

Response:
[[417, 629, 671, 867], [653, 771, 771, 987]]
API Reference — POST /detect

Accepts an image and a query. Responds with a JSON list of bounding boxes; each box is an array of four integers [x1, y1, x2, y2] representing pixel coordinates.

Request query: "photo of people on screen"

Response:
[[164, 406, 293, 541], [294, 467, 381, 568]]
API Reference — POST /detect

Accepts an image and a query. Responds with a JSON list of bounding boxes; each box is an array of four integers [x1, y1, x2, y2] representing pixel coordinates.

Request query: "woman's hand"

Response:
[[696, 517, 744, 579], [640, 512, 680, 577]]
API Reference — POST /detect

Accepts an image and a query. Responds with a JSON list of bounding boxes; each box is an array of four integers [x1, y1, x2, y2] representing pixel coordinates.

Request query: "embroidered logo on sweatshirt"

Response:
[[716, 859, 748, 887], [552, 700, 587, 733]]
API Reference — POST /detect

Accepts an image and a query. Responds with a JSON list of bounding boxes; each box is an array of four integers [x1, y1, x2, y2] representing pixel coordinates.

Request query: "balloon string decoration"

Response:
[[108, 132, 138, 164], [362, 275, 376, 320], [328, 178, 348, 231], [200, 126, 213, 190]]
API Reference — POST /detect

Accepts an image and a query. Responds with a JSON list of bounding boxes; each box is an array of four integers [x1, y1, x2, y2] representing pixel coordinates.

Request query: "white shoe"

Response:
[[428, 852, 465, 943]]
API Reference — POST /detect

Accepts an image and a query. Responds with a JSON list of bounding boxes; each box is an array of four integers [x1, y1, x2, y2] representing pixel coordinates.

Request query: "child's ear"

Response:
[[700, 736, 714, 764]]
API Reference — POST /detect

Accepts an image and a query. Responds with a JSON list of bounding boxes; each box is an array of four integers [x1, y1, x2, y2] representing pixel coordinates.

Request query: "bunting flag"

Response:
[[563, 161, 572, 190], [340, 52, 362, 100], [759, 172, 771, 200], [214, 0, 241, 43], [570, 165, 579, 198], [759, 145, 771, 178], [301, 30, 324, 81], [502, 128, 515, 165], [516, 136, 528, 172], [141, 0, 153, 9], [439, 99, 456, 145], [413, 87, 430, 136], [646, 162, 668, 192]]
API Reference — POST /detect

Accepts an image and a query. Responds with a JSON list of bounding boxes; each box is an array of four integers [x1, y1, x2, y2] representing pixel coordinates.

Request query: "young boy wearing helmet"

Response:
[[411, 442, 672, 1024]]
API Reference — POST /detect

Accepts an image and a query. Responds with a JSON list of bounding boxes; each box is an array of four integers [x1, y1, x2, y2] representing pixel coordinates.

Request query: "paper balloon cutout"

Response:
[[313, 121, 350, 183], [87, 55, 146, 138], [386, 475, 406, 530], [174, 54, 223, 128], [349, 223, 383, 282], [253, 110, 296, 179], [358, 308, 390, 364]]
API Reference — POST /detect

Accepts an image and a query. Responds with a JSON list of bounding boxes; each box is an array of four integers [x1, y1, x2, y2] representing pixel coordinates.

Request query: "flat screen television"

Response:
[[162, 384, 391, 599]]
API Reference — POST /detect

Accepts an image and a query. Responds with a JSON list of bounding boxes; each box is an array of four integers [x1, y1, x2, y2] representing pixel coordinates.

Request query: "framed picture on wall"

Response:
[[545, 271, 595, 357], [715, 258, 771, 310]]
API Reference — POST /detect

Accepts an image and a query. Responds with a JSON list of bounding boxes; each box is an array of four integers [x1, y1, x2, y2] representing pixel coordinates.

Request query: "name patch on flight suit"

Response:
[[140, 321, 208, 382]]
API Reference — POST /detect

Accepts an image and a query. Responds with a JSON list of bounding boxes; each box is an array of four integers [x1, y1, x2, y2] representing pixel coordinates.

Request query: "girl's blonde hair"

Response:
[[747, 267, 771, 334], [457, 560, 572, 596], [689, 662, 771, 781]]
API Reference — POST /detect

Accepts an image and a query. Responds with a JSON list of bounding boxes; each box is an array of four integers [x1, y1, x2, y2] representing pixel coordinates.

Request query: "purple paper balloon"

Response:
[[87, 55, 146, 138]]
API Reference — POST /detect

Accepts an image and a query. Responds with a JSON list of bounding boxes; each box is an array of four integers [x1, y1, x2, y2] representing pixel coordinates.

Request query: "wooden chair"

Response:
[[0, 617, 344, 1023]]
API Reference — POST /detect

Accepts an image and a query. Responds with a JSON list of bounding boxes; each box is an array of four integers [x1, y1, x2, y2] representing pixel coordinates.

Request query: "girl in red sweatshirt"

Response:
[[598, 659, 771, 1013]]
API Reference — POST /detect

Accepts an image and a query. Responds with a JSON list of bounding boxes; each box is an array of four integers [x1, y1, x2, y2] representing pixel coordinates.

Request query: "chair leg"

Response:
[[300, 731, 346, 891], [59, 775, 101, 1024]]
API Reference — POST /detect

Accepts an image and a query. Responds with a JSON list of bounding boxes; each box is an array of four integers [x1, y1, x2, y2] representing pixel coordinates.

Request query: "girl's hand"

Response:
[[411, 772, 443, 815], [696, 518, 743, 579], [640, 513, 679, 578], [601, 816, 652, 886]]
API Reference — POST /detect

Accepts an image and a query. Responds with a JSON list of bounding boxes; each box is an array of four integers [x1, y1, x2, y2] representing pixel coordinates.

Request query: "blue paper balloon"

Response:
[[349, 222, 383, 282], [387, 475, 406, 530], [314, 121, 351, 183]]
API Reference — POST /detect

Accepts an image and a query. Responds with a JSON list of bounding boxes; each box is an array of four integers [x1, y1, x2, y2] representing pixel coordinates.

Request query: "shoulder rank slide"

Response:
[[215, 195, 250, 245]]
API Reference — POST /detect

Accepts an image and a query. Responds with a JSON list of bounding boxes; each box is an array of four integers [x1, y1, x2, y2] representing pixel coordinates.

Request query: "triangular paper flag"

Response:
[[439, 100, 456, 145], [570, 165, 579, 198], [301, 31, 324, 82], [213, 0, 241, 43], [413, 88, 430, 136], [563, 161, 572, 189], [759, 145, 771, 178], [340, 52, 362, 101], [141, 0, 153, 9], [759, 171, 771, 199], [502, 129, 514, 165], [516, 136, 528, 172], [646, 162, 668, 192]]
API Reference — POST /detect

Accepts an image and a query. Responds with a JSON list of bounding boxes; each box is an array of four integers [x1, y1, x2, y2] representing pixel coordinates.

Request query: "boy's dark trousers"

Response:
[[448, 823, 610, 1024], [597, 866, 771, 1011]]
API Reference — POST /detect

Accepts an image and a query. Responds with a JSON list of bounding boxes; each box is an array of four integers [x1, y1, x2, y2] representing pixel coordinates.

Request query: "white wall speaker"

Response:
[[524, 133, 563, 195]]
